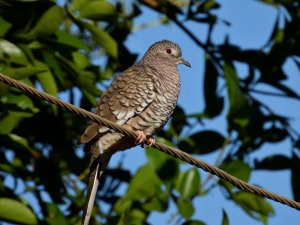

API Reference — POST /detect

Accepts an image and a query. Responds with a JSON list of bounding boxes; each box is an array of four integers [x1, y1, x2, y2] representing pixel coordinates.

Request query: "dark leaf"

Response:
[[255, 155, 290, 170], [221, 209, 229, 225], [171, 105, 188, 135], [197, 0, 220, 12], [262, 127, 288, 143], [178, 130, 225, 154], [105, 168, 131, 182], [295, 138, 300, 152], [203, 58, 224, 118], [291, 154, 300, 201], [182, 220, 206, 225], [147, 148, 179, 181]]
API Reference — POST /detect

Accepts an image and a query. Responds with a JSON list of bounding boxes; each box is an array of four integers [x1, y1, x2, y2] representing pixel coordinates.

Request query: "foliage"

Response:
[[0, 0, 299, 224]]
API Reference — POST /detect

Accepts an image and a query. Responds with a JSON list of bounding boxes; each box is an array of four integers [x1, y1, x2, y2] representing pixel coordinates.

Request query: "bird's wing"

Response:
[[79, 65, 156, 144]]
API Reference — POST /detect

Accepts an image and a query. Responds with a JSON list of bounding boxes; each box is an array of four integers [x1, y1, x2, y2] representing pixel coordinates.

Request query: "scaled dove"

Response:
[[79, 40, 191, 225]]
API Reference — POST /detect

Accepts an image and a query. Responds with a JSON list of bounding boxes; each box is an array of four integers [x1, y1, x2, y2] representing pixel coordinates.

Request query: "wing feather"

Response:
[[79, 65, 156, 143]]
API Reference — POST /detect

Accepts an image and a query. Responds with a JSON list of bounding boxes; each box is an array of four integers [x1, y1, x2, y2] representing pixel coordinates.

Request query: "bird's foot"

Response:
[[135, 131, 155, 148], [147, 137, 156, 147]]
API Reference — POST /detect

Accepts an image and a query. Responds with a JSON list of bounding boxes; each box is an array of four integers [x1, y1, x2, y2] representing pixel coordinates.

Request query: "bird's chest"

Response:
[[154, 71, 180, 113]]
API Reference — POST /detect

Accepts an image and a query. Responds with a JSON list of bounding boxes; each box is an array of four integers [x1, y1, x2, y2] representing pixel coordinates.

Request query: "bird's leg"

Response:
[[135, 130, 155, 148]]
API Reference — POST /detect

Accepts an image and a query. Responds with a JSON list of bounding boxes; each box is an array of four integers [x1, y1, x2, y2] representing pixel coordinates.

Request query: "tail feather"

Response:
[[81, 154, 111, 225]]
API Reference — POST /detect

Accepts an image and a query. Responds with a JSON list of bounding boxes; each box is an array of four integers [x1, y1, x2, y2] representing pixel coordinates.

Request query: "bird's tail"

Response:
[[81, 153, 111, 225]]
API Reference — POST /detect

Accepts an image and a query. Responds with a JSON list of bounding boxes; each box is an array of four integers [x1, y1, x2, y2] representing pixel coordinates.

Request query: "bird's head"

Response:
[[144, 40, 191, 68]]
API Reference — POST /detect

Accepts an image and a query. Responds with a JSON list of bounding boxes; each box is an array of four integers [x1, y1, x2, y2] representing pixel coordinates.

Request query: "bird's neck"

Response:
[[140, 56, 180, 79]]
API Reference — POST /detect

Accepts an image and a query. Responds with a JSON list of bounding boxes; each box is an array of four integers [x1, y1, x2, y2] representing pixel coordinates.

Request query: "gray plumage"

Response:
[[79, 40, 191, 225]]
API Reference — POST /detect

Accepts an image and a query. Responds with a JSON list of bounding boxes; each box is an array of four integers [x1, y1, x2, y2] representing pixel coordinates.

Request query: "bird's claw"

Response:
[[135, 131, 155, 148], [136, 130, 147, 144]]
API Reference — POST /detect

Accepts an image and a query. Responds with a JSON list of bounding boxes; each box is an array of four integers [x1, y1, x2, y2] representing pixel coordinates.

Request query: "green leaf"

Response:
[[0, 93, 36, 111], [41, 51, 67, 85], [175, 168, 200, 198], [81, 20, 118, 58], [56, 30, 89, 50], [4, 67, 48, 80], [221, 209, 229, 225], [177, 198, 195, 219], [78, 71, 102, 96], [6, 133, 41, 158], [231, 192, 274, 220], [28, 6, 64, 37], [255, 155, 290, 170], [178, 130, 225, 154], [6, 133, 40, 158], [143, 191, 169, 212], [37, 70, 58, 96], [0, 112, 19, 134], [126, 165, 161, 200], [70, 0, 90, 11], [28, 41, 45, 49], [0, 198, 38, 225], [72, 52, 90, 70], [78, 0, 116, 20], [0, 111, 35, 134], [146, 148, 179, 181], [124, 209, 147, 225], [7, 133, 33, 151], [0, 39, 29, 65], [221, 160, 251, 182], [0, 17, 12, 36], [115, 165, 162, 213], [224, 63, 249, 118], [45, 203, 68, 225], [34, 60, 58, 96]]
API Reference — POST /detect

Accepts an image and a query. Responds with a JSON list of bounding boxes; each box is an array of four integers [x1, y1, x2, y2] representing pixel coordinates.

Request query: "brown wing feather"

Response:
[[79, 65, 155, 144]]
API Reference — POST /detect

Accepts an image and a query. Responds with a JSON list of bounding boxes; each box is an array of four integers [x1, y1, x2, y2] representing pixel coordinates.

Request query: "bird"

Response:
[[79, 40, 191, 225]]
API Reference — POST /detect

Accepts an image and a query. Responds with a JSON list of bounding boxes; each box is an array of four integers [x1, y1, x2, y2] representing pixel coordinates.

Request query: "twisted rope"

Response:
[[1, 72, 300, 211]]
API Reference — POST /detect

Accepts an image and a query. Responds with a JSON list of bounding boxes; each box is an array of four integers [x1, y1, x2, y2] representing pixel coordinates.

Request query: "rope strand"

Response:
[[1, 72, 300, 211]]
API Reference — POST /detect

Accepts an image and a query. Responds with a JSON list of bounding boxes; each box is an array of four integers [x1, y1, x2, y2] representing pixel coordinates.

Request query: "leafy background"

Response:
[[0, 0, 300, 224]]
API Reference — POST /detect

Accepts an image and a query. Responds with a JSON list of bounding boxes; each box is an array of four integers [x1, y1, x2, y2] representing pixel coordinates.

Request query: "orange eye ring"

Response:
[[166, 48, 172, 54]]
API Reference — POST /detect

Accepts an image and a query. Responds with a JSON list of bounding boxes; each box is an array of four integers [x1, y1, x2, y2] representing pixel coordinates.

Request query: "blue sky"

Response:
[[106, 0, 300, 224]]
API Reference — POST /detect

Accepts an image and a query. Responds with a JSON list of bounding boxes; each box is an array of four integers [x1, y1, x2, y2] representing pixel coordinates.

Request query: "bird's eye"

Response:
[[166, 48, 172, 54]]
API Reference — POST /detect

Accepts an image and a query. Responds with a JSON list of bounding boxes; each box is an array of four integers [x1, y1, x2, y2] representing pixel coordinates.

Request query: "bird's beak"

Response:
[[179, 57, 191, 68]]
